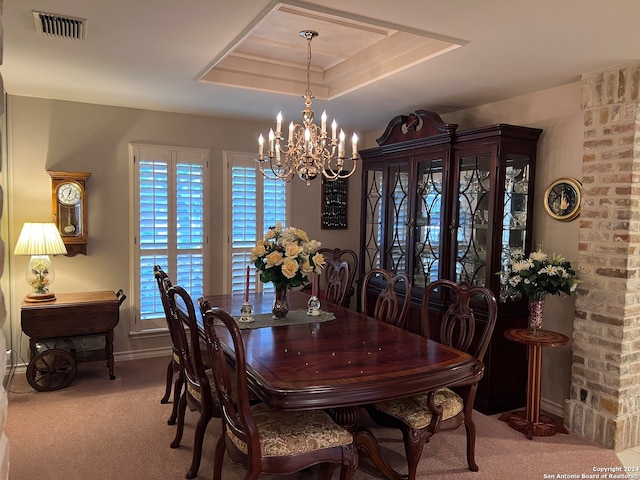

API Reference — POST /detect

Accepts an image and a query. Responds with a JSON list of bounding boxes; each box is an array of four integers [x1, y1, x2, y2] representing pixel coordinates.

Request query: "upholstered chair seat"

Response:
[[230, 403, 354, 457], [372, 388, 464, 429], [185, 368, 215, 406], [186, 366, 249, 408]]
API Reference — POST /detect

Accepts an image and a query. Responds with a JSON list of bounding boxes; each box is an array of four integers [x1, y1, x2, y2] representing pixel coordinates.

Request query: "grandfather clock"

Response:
[[47, 171, 91, 256]]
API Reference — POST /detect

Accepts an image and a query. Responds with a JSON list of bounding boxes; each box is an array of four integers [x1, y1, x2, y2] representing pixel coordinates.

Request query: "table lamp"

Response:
[[14, 222, 68, 302]]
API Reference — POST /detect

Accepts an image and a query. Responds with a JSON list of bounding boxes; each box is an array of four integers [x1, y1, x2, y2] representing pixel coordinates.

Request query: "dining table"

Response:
[[200, 290, 482, 480]]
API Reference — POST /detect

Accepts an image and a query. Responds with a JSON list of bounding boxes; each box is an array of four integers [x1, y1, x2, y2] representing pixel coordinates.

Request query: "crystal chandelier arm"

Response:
[[256, 29, 359, 186], [323, 157, 358, 180], [257, 155, 295, 182]]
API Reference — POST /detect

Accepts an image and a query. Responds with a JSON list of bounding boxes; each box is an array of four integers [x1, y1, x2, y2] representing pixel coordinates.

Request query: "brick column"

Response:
[[564, 61, 640, 450]]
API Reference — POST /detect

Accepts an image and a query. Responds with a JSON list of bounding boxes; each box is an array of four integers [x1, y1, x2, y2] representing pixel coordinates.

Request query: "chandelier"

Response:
[[257, 30, 359, 186]]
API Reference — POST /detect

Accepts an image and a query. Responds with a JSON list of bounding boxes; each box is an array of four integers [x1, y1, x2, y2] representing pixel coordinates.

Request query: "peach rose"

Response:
[[265, 251, 284, 268], [281, 258, 299, 279]]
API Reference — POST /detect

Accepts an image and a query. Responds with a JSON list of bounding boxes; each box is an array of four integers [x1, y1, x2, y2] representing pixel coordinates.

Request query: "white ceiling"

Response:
[[3, 0, 640, 132]]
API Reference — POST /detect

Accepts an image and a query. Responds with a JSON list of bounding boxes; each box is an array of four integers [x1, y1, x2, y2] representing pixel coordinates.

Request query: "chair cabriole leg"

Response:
[[161, 358, 173, 403]]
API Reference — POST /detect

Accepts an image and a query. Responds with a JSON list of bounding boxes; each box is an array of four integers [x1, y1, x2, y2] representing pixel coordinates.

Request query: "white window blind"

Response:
[[227, 153, 287, 294], [131, 144, 210, 331]]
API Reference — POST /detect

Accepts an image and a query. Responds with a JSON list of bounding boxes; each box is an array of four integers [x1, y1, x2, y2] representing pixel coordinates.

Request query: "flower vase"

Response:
[[528, 296, 546, 335], [272, 284, 289, 318]]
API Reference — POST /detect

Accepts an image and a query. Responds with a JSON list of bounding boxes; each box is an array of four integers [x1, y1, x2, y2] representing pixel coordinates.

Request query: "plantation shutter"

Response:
[[231, 166, 258, 293], [131, 144, 210, 331], [228, 152, 287, 294]]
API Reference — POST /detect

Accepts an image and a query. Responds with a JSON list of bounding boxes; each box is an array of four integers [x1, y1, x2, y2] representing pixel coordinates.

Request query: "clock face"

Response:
[[57, 182, 82, 206], [544, 178, 582, 221]]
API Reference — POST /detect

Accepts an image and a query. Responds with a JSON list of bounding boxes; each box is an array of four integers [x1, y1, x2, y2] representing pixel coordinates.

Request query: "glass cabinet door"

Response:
[[500, 154, 531, 300], [385, 164, 410, 273], [455, 152, 492, 287], [414, 158, 444, 288], [363, 168, 383, 272]]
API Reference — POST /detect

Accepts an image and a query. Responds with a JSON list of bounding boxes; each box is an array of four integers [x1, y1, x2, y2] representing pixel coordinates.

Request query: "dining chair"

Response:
[[153, 265, 183, 425], [365, 279, 498, 479], [322, 259, 351, 307], [317, 248, 359, 307], [165, 281, 219, 479], [200, 304, 359, 480], [361, 268, 412, 329]]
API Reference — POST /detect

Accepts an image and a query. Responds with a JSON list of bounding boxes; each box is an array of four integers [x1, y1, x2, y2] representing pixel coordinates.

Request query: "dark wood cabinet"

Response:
[[358, 110, 542, 414]]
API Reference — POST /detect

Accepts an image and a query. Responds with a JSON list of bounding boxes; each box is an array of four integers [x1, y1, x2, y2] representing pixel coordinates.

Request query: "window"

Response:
[[130, 144, 210, 332], [226, 152, 287, 294]]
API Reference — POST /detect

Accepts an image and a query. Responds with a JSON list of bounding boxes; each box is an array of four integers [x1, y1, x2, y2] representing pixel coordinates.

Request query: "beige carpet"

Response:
[[5, 356, 622, 479]]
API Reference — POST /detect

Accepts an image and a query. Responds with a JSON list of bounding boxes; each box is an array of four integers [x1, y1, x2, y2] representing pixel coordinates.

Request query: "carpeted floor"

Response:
[[5, 356, 622, 479]]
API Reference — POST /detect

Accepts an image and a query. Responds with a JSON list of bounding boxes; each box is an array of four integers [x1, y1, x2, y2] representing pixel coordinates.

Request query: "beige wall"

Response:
[[6, 82, 582, 413], [4, 95, 362, 361]]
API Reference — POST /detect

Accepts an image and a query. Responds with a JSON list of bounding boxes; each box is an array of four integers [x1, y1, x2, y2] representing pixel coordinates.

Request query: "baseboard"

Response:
[[541, 397, 564, 418], [113, 346, 172, 362], [5, 346, 172, 377]]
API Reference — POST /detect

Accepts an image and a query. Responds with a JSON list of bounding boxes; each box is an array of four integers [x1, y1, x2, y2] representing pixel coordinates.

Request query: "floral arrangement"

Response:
[[28, 259, 52, 294], [250, 222, 325, 289], [499, 248, 579, 301]]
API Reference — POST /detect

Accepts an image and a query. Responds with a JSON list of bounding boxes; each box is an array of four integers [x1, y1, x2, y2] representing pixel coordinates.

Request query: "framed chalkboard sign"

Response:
[[321, 176, 348, 229]]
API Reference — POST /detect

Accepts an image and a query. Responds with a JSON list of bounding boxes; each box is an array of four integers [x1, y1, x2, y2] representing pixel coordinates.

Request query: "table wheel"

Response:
[[26, 349, 77, 392]]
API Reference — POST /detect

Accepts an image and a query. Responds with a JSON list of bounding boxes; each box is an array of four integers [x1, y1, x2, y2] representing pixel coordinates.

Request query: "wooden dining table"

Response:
[[200, 290, 482, 480]]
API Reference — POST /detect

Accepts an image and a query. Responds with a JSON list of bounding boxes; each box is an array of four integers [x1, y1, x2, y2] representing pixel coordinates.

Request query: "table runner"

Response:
[[231, 308, 335, 329]]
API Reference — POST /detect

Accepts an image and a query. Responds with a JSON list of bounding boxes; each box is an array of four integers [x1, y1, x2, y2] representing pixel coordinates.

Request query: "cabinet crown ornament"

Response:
[[376, 109, 458, 146]]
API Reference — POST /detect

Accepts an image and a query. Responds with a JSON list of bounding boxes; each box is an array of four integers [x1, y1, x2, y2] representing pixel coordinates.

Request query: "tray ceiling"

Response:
[[198, 2, 464, 99]]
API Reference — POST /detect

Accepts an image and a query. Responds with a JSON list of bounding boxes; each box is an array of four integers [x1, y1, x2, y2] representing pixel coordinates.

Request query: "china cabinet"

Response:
[[358, 110, 542, 414]]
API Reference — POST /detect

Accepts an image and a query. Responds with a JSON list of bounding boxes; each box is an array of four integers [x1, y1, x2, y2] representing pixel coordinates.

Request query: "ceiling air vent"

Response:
[[32, 11, 86, 40]]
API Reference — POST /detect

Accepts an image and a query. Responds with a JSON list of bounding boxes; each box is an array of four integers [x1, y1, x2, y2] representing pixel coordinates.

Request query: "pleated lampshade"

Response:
[[14, 223, 67, 256], [14, 223, 67, 302]]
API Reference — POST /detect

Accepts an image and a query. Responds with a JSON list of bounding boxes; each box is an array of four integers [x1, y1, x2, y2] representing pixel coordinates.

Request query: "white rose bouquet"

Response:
[[499, 248, 579, 301], [250, 222, 325, 289]]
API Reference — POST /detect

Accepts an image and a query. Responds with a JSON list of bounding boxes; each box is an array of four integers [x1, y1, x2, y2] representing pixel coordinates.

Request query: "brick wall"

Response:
[[564, 61, 640, 450]]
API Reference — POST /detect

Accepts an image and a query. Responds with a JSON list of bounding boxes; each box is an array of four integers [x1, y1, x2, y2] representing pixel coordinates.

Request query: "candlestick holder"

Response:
[[239, 301, 255, 323], [307, 295, 321, 316]]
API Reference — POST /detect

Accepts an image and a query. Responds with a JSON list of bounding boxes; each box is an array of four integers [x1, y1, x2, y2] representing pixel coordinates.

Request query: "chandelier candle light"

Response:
[[257, 30, 359, 186]]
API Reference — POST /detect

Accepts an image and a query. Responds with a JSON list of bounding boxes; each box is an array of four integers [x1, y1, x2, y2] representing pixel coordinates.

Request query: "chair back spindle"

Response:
[[324, 259, 350, 306], [317, 248, 358, 307], [423, 279, 496, 361], [361, 268, 411, 329]]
